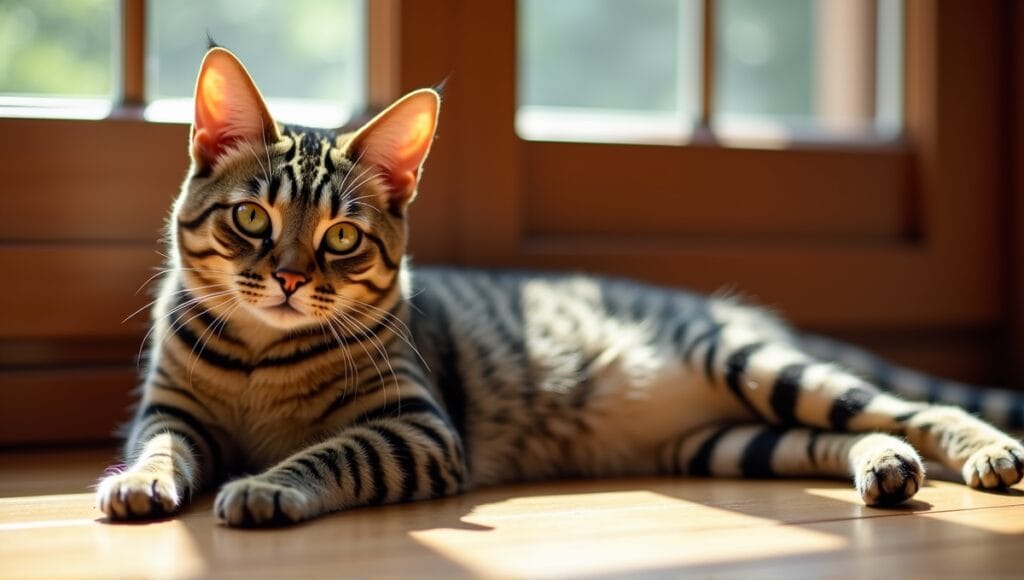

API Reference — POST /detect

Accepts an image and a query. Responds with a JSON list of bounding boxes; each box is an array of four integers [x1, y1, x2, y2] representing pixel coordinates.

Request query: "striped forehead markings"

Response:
[[311, 143, 336, 208], [281, 126, 344, 208], [263, 126, 365, 217]]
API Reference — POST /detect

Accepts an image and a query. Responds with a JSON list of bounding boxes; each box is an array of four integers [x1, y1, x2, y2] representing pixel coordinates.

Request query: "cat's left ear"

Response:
[[345, 89, 440, 211]]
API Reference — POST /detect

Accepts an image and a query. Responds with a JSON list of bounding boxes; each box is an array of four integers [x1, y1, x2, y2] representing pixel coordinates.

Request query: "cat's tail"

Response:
[[799, 333, 1024, 431]]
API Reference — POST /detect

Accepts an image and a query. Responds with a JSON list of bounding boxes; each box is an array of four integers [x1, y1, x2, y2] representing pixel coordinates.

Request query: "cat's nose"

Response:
[[273, 269, 309, 295]]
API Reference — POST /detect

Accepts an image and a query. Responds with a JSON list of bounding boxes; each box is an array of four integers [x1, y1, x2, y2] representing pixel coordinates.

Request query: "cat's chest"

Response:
[[223, 404, 327, 469], [211, 369, 338, 469]]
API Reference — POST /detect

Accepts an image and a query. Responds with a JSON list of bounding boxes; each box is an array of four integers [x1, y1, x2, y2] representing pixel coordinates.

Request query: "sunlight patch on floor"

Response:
[[803, 486, 877, 506], [0, 518, 207, 578], [803, 482, 1024, 536], [0, 517, 97, 532], [0, 493, 96, 506], [410, 489, 847, 577], [922, 506, 1024, 534]]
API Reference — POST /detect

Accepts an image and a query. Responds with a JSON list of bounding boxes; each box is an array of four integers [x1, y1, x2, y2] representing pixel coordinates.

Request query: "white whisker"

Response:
[[334, 148, 368, 209], [341, 170, 384, 207], [136, 289, 234, 369], [330, 307, 400, 412], [319, 317, 358, 400], [334, 294, 428, 372], [327, 312, 390, 407], [189, 297, 243, 382]]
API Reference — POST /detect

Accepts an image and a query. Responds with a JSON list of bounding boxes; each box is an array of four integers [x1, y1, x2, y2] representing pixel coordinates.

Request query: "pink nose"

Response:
[[273, 269, 308, 294]]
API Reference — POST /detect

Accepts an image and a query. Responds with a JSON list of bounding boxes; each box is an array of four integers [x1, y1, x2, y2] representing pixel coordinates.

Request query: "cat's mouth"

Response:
[[244, 298, 313, 330], [267, 302, 302, 316]]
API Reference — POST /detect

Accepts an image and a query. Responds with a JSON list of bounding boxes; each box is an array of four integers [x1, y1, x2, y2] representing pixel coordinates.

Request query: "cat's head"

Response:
[[171, 48, 438, 333]]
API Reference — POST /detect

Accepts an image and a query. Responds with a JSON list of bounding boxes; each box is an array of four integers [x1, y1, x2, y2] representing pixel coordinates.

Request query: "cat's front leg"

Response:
[[97, 402, 225, 520], [97, 433, 195, 519], [214, 413, 465, 527]]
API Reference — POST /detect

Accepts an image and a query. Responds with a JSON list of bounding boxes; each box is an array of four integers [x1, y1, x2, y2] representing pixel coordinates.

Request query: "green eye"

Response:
[[323, 222, 362, 254], [233, 202, 270, 237]]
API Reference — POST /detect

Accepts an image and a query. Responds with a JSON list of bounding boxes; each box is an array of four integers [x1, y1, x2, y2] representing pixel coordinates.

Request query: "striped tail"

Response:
[[799, 334, 1024, 431]]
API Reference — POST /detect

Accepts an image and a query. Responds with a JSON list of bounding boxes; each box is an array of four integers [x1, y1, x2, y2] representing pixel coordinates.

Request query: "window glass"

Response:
[[146, 0, 366, 127], [714, 0, 903, 141], [0, 0, 115, 118], [517, 0, 701, 144], [516, 0, 902, 145]]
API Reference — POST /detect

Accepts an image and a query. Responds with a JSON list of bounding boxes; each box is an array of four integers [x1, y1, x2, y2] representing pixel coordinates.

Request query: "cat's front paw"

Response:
[[854, 444, 924, 506], [214, 477, 314, 527], [961, 441, 1024, 489], [96, 470, 184, 520]]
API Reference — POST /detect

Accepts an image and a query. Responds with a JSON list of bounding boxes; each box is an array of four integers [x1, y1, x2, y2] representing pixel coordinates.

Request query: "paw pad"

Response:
[[214, 478, 312, 527], [857, 452, 924, 507], [96, 471, 182, 520], [962, 442, 1024, 489]]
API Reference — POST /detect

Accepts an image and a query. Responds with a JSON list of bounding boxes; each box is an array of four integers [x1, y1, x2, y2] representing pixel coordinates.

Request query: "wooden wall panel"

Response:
[[0, 119, 187, 242], [524, 142, 912, 240], [1011, 0, 1024, 386], [0, 368, 135, 445], [0, 246, 159, 339]]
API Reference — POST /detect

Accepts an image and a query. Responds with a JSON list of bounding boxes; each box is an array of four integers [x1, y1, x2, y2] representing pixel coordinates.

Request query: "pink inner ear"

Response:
[[192, 49, 276, 166], [350, 90, 439, 208]]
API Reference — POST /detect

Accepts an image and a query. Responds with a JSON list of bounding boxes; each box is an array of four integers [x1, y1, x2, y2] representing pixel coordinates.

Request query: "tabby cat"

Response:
[[96, 48, 1024, 526]]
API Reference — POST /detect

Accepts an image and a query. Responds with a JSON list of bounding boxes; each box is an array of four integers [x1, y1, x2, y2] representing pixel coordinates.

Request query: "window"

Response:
[[0, 0, 368, 126], [0, 0, 116, 119], [146, 0, 366, 127], [518, 0, 698, 144], [517, 0, 902, 146]]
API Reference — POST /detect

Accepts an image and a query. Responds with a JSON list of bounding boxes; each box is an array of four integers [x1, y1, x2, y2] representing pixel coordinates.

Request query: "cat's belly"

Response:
[[466, 359, 751, 486]]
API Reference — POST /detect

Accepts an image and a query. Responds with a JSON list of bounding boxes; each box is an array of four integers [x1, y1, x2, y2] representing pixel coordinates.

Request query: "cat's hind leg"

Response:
[[679, 309, 1024, 495], [901, 406, 1024, 489], [660, 425, 924, 506], [689, 319, 1024, 492]]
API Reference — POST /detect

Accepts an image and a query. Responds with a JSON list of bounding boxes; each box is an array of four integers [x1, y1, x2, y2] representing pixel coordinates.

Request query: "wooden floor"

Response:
[[1, 448, 1023, 578]]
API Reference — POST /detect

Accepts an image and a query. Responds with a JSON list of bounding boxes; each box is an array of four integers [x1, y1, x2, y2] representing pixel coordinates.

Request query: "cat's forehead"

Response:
[[265, 124, 363, 215], [279, 125, 346, 173]]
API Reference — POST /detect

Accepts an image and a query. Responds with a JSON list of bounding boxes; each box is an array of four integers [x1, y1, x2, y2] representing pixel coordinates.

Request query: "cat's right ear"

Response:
[[190, 48, 279, 170]]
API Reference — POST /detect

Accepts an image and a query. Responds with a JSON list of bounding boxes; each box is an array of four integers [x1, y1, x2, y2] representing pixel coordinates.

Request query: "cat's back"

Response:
[[408, 267, 712, 358], [407, 267, 747, 483]]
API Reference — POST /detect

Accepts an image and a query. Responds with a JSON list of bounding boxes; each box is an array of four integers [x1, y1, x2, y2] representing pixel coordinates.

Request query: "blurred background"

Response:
[[0, 0, 898, 134], [1, 0, 1022, 446]]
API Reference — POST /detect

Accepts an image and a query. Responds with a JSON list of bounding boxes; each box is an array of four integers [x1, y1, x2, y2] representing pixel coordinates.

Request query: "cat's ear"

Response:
[[190, 47, 279, 169], [345, 88, 440, 211]]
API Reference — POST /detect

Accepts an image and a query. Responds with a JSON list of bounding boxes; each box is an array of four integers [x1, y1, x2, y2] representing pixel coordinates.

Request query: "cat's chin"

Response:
[[246, 302, 317, 331]]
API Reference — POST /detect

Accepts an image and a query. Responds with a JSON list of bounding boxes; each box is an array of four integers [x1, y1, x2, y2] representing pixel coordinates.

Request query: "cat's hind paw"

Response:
[[96, 470, 184, 520], [853, 438, 924, 506], [214, 477, 314, 527], [961, 441, 1024, 489]]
